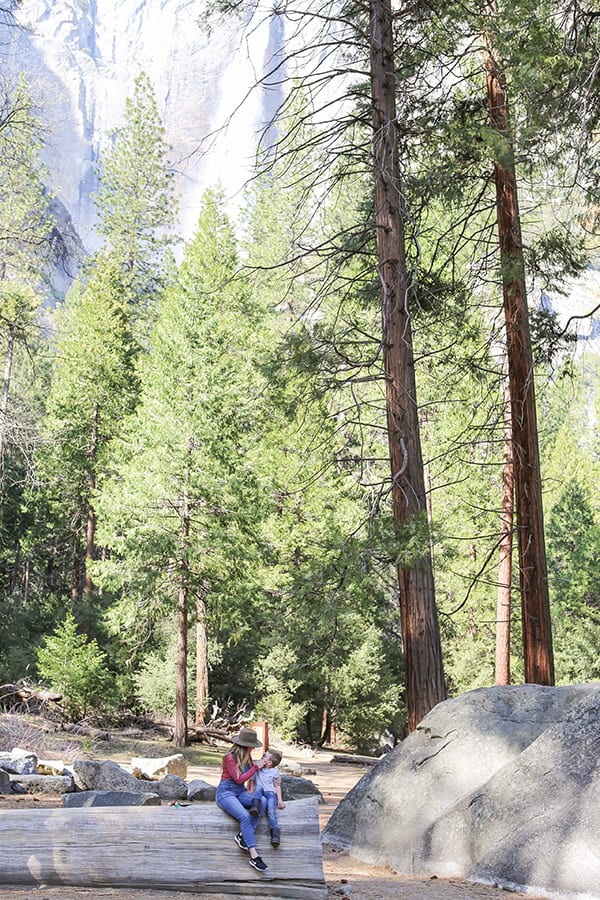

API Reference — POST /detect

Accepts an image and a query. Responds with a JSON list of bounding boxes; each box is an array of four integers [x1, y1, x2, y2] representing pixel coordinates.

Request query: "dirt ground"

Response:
[[0, 744, 547, 900]]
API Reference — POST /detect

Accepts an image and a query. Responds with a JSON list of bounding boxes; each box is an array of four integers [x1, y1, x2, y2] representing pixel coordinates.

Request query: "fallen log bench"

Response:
[[0, 796, 326, 899]]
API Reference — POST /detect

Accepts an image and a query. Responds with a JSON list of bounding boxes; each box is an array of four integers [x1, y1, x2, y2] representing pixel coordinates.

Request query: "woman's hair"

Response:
[[229, 743, 252, 772]]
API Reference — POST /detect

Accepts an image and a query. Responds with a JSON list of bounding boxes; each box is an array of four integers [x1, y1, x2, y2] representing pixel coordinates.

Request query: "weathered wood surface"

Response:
[[0, 796, 326, 899], [331, 753, 379, 766]]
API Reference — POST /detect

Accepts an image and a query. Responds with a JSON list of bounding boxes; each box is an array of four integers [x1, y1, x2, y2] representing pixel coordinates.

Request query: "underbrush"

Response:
[[0, 711, 224, 768]]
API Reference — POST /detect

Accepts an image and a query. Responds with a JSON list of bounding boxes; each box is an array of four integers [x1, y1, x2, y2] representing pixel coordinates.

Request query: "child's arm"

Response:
[[274, 775, 285, 809]]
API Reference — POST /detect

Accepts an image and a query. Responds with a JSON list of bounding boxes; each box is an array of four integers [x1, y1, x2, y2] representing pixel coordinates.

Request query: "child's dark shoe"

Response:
[[249, 798, 261, 818], [270, 827, 280, 847]]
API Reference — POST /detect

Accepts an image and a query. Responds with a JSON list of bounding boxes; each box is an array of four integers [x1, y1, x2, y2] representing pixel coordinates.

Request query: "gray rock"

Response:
[[131, 753, 187, 780], [73, 759, 157, 793], [0, 769, 10, 794], [0, 753, 38, 775], [322, 683, 600, 900], [187, 778, 216, 802], [9, 773, 75, 794], [154, 774, 188, 801], [72, 758, 189, 800], [281, 774, 323, 803], [420, 689, 600, 897], [62, 790, 161, 808], [10, 781, 27, 794]]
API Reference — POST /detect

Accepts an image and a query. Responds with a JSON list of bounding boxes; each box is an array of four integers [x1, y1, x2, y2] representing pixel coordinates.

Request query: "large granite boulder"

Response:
[[323, 683, 600, 899], [0, 750, 38, 775]]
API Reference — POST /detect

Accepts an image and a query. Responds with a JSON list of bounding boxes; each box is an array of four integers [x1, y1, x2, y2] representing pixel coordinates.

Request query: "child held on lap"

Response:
[[250, 749, 285, 846]]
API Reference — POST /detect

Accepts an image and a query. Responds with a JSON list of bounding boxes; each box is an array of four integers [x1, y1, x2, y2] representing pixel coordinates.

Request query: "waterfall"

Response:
[[0, 0, 282, 250]]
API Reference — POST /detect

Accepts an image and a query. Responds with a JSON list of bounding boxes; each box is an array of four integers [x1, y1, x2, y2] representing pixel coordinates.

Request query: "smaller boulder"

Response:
[[281, 774, 323, 803], [0, 751, 38, 775], [154, 774, 188, 801], [0, 769, 10, 794], [187, 778, 216, 801], [10, 781, 27, 795], [131, 753, 187, 780], [9, 773, 75, 794]]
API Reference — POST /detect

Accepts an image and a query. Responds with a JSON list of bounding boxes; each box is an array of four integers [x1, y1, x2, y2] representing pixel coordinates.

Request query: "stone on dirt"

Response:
[[130, 753, 187, 780], [73, 759, 157, 793], [9, 773, 75, 794], [281, 773, 323, 802], [187, 778, 216, 801], [73, 758, 188, 800], [0, 751, 38, 775]]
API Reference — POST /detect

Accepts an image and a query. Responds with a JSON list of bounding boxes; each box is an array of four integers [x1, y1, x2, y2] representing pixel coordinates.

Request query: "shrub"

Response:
[[36, 613, 114, 720]]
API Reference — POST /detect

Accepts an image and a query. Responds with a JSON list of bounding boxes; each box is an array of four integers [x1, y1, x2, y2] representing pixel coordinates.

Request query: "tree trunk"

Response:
[[174, 485, 190, 749], [369, 0, 446, 731], [484, 2, 554, 684], [495, 378, 513, 685], [0, 321, 15, 474], [83, 403, 98, 609], [195, 590, 208, 727]]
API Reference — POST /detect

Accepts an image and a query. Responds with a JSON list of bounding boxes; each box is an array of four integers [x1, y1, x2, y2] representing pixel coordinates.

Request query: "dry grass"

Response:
[[0, 712, 226, 767], [0, 714, 95, 761]]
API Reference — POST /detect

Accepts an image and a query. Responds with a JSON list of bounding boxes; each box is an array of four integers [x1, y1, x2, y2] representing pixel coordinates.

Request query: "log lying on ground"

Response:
[[0, 684, 62, 707], [59, 722, 110, 741], [0, 796, 326, 899], [331, 753, 379, 766]]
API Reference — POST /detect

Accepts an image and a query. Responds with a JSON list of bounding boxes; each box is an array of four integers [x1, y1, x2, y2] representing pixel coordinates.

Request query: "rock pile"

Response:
[[0, 749, 323, 808]]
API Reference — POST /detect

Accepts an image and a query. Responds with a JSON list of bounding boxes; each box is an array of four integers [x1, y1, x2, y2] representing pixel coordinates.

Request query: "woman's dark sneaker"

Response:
[[270, 827, 280, 847], [234, 832, 249, 851], [249, 855, 268, 872]]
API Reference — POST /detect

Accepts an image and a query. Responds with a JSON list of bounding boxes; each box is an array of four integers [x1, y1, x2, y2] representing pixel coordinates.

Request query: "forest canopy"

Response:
[[1, 1, 600, 752]]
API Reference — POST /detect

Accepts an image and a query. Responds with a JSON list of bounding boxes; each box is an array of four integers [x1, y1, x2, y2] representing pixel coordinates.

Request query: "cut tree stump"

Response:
[[0, 796, 326, 899]]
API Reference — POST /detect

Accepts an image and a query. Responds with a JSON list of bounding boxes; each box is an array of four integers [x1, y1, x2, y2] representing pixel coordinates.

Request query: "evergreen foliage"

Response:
[[2, 2, 600, 749], [36, 613, 114, 719]]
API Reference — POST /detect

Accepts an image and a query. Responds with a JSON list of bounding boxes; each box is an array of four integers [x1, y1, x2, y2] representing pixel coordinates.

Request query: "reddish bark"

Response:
[[369, 0, 446, 731], [495, 380, 513, 685], [484, 5, 554, 684]]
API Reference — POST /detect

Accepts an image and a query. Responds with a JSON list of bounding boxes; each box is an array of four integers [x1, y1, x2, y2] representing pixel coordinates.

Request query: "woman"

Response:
[[216, 726, 269, 872]]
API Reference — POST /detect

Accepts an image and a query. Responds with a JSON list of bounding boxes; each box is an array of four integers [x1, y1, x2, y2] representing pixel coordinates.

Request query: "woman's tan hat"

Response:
[[231, 726, 262, 748]]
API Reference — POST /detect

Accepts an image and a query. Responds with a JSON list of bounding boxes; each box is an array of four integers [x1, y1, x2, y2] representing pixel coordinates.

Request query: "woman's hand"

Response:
[[256, 756, 266, 768]]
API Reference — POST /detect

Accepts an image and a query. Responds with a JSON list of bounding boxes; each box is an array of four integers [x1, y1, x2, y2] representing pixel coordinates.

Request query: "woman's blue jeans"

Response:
[[216, 786, 260, 849]]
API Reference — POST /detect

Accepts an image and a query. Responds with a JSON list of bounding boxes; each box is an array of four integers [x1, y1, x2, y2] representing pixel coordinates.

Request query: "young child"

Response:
[[249, 749, 285, 846]]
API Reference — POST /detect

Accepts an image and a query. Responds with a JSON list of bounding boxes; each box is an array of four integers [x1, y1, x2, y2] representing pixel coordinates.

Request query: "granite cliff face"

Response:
[[1, 0, 283, 249]]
